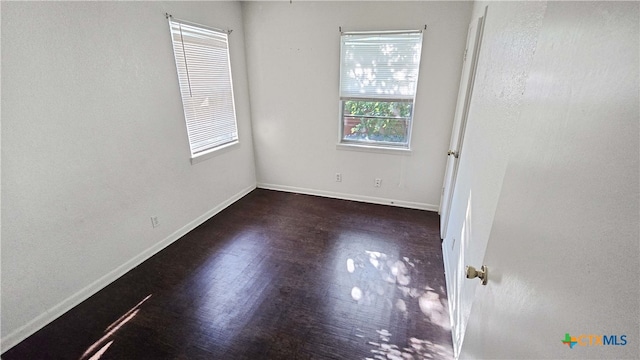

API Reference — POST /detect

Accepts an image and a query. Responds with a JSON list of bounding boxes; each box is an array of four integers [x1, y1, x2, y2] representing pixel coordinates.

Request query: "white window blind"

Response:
[[169, 19, 238, 158], [338, 30, 424, 149], [340, 31, 423, 101]]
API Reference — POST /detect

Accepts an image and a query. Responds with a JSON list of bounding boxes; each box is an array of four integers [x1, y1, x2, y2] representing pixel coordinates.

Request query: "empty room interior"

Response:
[[1, 1, 638, 359]]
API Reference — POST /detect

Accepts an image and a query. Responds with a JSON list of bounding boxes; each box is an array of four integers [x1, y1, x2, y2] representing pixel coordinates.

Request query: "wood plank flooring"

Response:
[[3, 189, 453, 359]]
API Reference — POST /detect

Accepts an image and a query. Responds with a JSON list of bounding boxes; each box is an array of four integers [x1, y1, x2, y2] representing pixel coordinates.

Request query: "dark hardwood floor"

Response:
[[3, 189, 453, 360]]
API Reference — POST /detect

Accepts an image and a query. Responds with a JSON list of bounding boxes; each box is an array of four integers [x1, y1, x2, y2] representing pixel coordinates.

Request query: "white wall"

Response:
[[242, 1, 472, 210], [445, 1, 639, 358], [1, 1, 256, 350], [446, 0, 547, 266], [441, 2, 547, 352]]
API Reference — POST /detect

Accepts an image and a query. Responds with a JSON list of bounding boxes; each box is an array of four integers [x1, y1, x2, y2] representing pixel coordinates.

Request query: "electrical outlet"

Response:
[[375, 178, 382, 187], [151, 216, 160, 228], [336, 173, 342, 182]]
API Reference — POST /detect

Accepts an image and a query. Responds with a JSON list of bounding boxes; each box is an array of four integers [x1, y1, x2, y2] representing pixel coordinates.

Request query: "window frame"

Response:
[[338, 30, 424, 151], [168, 17, 239, 163]]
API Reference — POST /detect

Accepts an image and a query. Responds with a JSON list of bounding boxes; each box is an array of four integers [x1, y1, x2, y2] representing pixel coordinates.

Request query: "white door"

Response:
[[451, 2, 639, 359], [439, 13, 485, 240], [439, 10, 487, 357]]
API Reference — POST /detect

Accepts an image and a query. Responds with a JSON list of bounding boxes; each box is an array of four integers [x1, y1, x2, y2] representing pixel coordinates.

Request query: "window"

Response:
[[168, 17, 238, 159], [339, 31, 424, 149]]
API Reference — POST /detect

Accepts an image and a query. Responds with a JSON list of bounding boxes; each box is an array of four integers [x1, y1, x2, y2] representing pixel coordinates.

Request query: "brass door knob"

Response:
[[466, 265, 488, 285]]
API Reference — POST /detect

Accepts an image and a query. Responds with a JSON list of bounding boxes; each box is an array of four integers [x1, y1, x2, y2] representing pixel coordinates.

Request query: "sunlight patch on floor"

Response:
[[79, 294, 152, 360], [347, 250, 449, 329], [87, 340, 114, 360], [364, 329, 453, 360], [345, 249, 453, 358]]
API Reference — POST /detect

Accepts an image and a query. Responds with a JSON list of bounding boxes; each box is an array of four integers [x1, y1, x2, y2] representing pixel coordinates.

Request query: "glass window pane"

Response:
[[342, 100, 412, 145]]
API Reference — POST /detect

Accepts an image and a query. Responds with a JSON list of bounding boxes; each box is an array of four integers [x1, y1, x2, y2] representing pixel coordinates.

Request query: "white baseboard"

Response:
[[256, 183, 438, 212], [0, 184, 256, 353]]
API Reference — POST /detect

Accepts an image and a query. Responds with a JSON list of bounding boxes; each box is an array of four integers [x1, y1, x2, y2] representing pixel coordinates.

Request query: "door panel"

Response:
[[458, 2, 639, 359], [442, 2, 548, 358], [439, 15, 484, 240], [440, 11, 486, 357]]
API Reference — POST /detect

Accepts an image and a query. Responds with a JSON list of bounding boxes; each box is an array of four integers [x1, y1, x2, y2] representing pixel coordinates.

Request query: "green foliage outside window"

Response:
[[343, 100, 412, 143]]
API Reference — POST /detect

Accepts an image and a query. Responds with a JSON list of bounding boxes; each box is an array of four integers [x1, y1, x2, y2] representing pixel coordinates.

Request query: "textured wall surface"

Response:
[[441, 2, 548, 354], [243, 1, 472, 210], [446, 1, 639, 358], [1, 1, 256, 349]]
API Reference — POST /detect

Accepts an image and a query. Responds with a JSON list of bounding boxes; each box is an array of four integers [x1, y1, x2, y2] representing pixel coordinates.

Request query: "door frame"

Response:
[[439, 10, 486, 240], [441, 6, 488, 358]]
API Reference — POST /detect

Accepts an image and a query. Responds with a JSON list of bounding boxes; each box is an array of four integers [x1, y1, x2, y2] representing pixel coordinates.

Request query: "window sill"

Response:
[[336, 143, 412, 155], [190, 141, 239, 165]]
